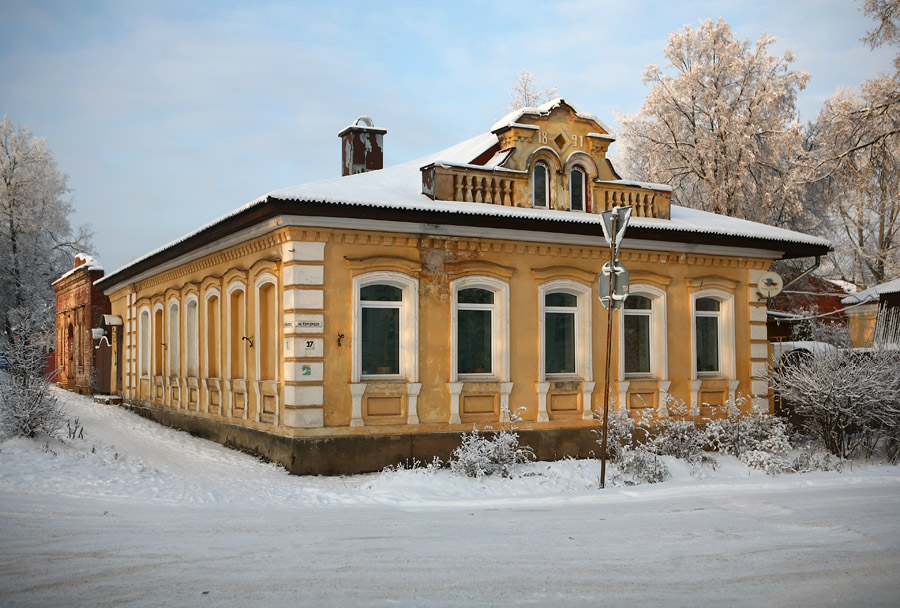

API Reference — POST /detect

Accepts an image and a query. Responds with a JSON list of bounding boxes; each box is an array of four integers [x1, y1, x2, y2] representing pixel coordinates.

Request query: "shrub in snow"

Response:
[[740, 449, 789, 475], [597, 403, 672, 485], [0, 305, 65, 439], [706, 397, 793, 474], [643, 395, 717, 473], [449, 408, 534, 479], [790, 445, 845, 473], [613, 443, 669, 485], [772, 346, 900, 461]]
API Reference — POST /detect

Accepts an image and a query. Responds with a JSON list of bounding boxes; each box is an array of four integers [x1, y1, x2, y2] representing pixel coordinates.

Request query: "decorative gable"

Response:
[[420, 99, 670, 219]]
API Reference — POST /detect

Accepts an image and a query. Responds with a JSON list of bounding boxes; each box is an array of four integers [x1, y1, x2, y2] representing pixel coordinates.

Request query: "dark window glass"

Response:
[[571, 167, 584, 211], [696, 315, 719, 373], [533, 164, 548, 207], [625, 295, 651, 310], [360, 284, 402, 302], [458, 309, 492, 374], [696, 297, 720, 312], [624, 313, 651, 374], [458, 288, 494, 304], [362, 307, 400, 375], [545, 292, 577, 307], [545, 311, 575, 374]]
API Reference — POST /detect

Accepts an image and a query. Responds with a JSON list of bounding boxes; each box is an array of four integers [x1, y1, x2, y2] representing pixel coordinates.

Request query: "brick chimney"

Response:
[[338, 116, 386, 176]]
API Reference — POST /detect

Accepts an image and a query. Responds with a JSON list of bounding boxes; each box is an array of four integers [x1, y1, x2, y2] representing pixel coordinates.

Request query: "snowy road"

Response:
[[2, 390, 900, 607]]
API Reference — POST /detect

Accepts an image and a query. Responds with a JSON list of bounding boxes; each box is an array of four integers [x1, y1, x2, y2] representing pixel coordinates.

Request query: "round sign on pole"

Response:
[[757, 271, 784, 298]]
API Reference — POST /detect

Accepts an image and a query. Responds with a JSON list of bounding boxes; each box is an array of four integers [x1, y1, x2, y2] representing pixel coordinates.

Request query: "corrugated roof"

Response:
[[842, 277, 900, 304]]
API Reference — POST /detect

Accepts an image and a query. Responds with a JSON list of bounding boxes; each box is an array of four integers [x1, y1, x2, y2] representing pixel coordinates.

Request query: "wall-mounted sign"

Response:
[[757, 272, 784, 299]]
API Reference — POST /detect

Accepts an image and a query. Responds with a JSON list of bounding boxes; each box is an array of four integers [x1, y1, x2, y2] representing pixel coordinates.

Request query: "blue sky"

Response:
[[1, 0, 894, 273]]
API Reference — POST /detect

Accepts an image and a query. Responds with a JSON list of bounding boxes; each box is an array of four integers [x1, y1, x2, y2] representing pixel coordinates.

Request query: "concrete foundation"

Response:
[[122, 402, 602, 476]]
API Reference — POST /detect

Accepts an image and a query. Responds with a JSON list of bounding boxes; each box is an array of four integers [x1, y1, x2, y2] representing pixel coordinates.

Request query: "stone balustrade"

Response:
[[421, 163, 669, 219]]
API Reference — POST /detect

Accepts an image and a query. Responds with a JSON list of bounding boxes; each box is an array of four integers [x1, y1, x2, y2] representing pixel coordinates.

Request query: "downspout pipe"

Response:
[[779, 256, 821, 292]]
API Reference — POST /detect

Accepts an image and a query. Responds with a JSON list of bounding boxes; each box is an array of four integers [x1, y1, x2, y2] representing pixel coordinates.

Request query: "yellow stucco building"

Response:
[[91, 100, 830, 474]]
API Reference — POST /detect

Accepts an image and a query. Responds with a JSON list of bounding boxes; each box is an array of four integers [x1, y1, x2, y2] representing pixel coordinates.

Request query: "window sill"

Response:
[[360, 375, 406, 383], [545, 374, 583, 382], [457, 374, 500, 382], [624, 373, 656, 380]]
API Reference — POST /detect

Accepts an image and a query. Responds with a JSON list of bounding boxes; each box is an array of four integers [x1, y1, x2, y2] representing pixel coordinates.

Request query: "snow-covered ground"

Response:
[[1, 390, 899, 607]]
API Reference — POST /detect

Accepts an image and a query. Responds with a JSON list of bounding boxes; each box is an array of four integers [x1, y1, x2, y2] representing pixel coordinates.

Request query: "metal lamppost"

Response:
[[598, 206, 632, 489]]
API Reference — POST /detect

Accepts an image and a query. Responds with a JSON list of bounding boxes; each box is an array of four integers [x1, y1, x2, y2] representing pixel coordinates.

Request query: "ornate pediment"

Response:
[[421, 99, 670, 219]]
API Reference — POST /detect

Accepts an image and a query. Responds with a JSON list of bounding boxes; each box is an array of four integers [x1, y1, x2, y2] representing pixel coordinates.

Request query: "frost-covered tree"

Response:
[[808, 1, 900, 284], [617, 19, 810, 227], [772, 347, 900, 461], [0, 304, 65, 439], [0, 116, 91, 335], [506, 70, 559, 112]]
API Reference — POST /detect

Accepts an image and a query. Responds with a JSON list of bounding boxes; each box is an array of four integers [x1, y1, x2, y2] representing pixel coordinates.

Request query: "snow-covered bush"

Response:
[[790, 445, 845, 473], [449, 409, 534, 479], [706, 397, 792, 458], [0, 305, 65, 439], [740, 450, 789, 475], [772, 346, 900, 461], [613, 444, 669, 485], [644, 395, 717, 473]]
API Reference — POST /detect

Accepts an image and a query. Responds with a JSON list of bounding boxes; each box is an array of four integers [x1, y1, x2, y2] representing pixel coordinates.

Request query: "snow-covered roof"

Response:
[[98, 124, 830, 287], [841, 277, 900, 304], [490, 98, 613, 135], [52, 253, 103, 285]]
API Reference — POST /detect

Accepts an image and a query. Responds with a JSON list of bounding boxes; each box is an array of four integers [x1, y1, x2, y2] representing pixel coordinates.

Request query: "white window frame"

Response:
[[167, 299, 180, 378], [254, 273, 279, 383], [203, 288, 221, 379], [138, 307, 151, 378], [569, 165, 586, 212], [450, 276, 510, 382], [691, 289, 735, 379], [539, 279, 592, 382], [352, 272, 418, 383], [618, 285, 668, 380], [532, 162, 550, 208]]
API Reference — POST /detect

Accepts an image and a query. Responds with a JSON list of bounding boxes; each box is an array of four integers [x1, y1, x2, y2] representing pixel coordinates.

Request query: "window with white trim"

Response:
[[354, 273, 419, 382], [570, 165, 585, 212], [691, 290, 735, 378], [540, 280, 592, 380], [545, 292, 576, 374], [695, 297, 721, 374], [533, 162, 549, 208], [623, 295, 651, 374], [620, 285, 668, 379], [451, 277, 509, 381], [361, 284, 401, 375]]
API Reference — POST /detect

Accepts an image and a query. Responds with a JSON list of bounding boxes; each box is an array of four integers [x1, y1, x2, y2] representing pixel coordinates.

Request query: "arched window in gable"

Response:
[[570, 165, 585, 212], [532, 162, 549, 208]]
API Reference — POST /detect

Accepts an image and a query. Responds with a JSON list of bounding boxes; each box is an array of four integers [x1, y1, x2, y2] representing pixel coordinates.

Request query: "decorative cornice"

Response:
[[531, 265, 597, 285], [344, 255, 423, 276], [445, 259, 515, 281], [685, 274, 741, 292]]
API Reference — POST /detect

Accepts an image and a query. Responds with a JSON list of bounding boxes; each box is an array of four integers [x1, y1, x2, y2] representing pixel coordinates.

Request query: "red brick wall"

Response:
[[53, 267, 110, 394]]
